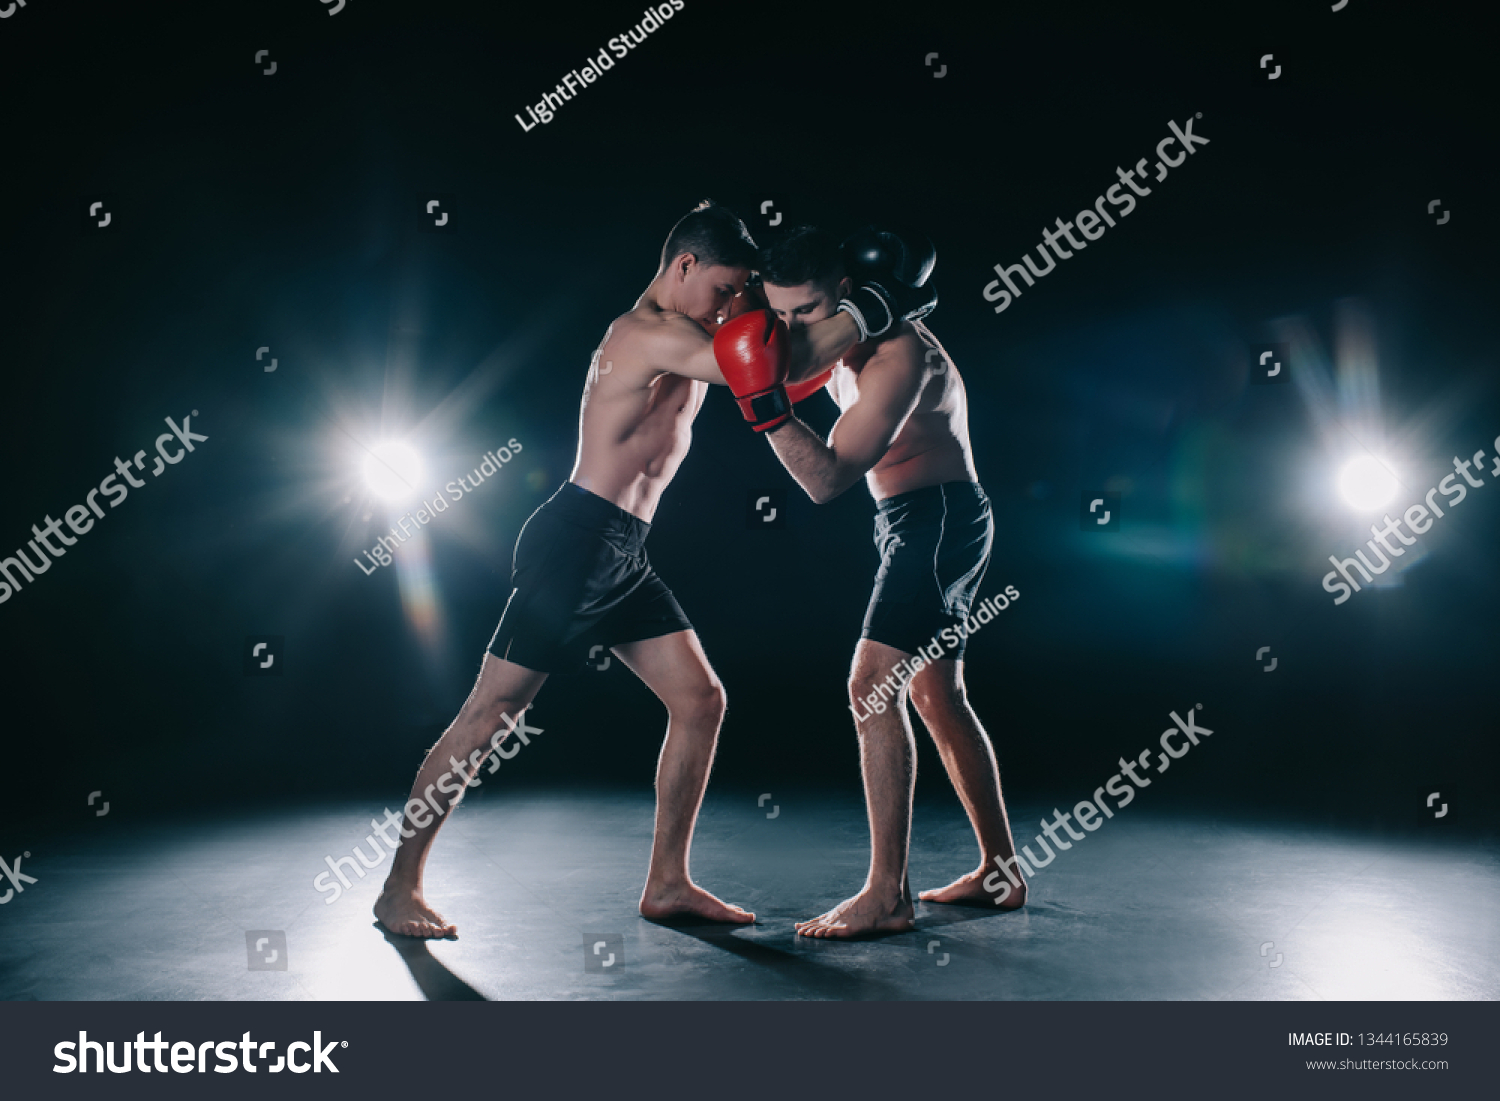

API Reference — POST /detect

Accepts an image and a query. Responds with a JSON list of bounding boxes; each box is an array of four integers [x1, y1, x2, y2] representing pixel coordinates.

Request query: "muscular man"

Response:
[[374, 201, 863, 937], [723, 225, 1028, 938]]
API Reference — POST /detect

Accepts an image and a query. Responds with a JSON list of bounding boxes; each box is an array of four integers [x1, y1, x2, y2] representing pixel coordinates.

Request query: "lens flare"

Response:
[[363, 441, 423, 501], [1338, 455, 1399, 511]]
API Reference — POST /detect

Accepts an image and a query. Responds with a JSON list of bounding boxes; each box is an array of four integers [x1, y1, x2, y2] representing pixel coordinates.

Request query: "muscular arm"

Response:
[[642, 306, 861, 387], [637, 312, 728, 384], [766, 336, 925, 504], [785, 312, 861, 383]]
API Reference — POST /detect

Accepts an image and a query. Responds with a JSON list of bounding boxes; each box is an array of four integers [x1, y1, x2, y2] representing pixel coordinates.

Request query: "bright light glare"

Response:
[[363, 441, 424, 501], [1338, 455, 1399, 511]]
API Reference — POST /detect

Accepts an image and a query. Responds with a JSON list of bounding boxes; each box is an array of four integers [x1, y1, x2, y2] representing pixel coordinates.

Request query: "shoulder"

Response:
[[602, 305, 649, 347], [861, 324, 927, 376], [611, 303, 708, 355], [601, 304, 701, 370], [602, 301, 719, 382]]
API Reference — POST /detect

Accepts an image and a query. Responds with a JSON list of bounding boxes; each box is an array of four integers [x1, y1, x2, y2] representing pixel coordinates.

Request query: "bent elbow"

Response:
[[809, 476, 855, 506]]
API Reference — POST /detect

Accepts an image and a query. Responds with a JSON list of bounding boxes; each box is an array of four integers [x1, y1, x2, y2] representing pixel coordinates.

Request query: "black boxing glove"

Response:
[[836, 227, 938, 341]]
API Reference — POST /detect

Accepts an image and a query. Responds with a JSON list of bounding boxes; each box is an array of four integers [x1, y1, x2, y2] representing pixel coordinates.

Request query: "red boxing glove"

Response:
[[785, 367, 833, 405], [713, 309, 791, 432]]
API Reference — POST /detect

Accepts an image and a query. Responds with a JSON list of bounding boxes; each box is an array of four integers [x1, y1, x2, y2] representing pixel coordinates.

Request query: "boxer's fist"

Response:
[[836, 227, 938, 341], [845, 227, 936, 288], [713, 309, 792, 432]]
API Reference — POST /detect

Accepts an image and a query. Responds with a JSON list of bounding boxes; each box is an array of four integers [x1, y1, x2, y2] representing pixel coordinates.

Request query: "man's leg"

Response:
[[909, 658, 1026, 909], [374, 653, 548, 937], [796, 638, 918, 938], [609, 629, 754, 924]]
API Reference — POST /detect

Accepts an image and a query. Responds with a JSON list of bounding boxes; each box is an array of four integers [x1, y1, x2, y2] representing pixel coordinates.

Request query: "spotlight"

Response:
[[363, 441, 424, 501], [1337, 455, 1399, 511]]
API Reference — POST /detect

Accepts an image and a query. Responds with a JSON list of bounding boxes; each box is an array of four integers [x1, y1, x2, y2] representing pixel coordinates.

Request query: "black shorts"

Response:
[[487, 483, 694, 673], [862, 481, 994, 661]]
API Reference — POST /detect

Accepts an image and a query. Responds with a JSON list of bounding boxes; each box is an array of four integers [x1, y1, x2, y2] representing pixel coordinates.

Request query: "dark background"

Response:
[[1, 0, 1495, 836]]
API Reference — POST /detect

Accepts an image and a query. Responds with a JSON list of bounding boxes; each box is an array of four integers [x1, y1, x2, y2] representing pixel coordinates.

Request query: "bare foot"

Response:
[[639, 880, 755, 924], [373, 885, 458, 938], [919, 867, 1027, 910], [795, 888, 915, 939]]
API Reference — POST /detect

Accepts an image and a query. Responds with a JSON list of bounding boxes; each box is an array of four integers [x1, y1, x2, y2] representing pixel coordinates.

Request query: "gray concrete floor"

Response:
[[2, 789, 1496, 1000]]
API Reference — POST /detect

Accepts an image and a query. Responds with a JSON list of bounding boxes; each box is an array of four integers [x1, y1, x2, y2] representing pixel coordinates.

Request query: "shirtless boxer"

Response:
[[373, 201, 878, 937], [714, 226, 1028, 938]]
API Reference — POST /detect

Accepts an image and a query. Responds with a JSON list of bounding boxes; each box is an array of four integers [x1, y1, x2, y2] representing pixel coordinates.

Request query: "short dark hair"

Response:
[[659, 199, 758, 272], [758, 225, 844, 287]]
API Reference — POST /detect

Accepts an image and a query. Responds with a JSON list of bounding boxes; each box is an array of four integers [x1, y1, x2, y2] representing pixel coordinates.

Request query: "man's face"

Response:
[[709, 280, 763, 332], [672, 256, 749, 331], [763, 277, 847, 332]]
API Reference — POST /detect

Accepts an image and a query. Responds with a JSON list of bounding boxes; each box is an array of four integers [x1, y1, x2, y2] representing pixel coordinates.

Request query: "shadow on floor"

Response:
[[671, 924, 913, 999], [914, 899, 1028, 929], [376, 924, 487, 1001]]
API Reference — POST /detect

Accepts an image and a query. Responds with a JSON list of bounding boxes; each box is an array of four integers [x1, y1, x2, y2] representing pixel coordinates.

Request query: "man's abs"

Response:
[[570, 343, 705, 523], [868, 423, 975, 499], [867, 363, 976, 500]]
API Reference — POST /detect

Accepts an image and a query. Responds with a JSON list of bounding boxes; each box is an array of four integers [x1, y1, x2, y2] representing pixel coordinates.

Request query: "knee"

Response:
[[474, 698, 530, 749], [911, 677, 966, 717], [848, 665, 901, 711], [671, 679, 726, 727]]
